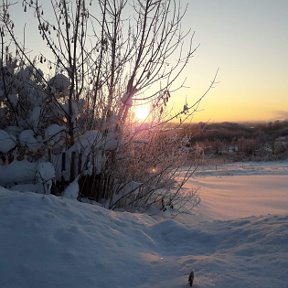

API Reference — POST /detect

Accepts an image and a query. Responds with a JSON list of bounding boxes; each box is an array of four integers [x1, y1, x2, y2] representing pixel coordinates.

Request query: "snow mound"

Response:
[[0, 160, 55, 194], [62, 177, 79, 199], [0, 187, 287, 288]]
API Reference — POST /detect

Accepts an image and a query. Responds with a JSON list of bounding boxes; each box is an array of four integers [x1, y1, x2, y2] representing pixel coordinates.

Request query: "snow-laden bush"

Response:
[[0, 160, 55, 194], [0, 0, 209, 211], [0, 129, 16, 153]]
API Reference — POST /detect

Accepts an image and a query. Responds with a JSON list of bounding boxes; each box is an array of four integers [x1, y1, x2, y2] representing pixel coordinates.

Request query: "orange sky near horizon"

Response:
[[6, 0, 288, 124], [171, 0, 288, 123]]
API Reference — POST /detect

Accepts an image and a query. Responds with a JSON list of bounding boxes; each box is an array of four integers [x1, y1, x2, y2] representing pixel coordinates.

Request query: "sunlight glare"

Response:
[[134, 105, 150, 121]]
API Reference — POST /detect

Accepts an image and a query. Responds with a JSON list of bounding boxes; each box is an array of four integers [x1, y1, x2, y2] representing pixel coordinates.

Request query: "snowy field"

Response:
[[188, 161, 288, 221], [0, 161, 288, 288]]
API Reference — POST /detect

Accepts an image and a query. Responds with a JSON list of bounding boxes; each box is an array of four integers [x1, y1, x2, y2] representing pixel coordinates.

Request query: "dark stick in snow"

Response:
[[188, 270, 194, 287]]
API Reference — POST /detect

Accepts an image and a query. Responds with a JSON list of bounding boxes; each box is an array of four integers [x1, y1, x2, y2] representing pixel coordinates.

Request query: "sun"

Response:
[[134, 105, 150, 121]]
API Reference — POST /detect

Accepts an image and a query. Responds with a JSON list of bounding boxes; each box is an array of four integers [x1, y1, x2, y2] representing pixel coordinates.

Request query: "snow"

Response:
[[103, 131, 119, 151], [181, 161, 288, 221], [0, 129, 16, 153], [0, 161, 288, 288], [7, 93, 18, 107], [4, 126, 23, 138], [69, 130, 102, 152], [0, 160, 55, 194], [112, 180, 142, 206], [0, 160, 38, 185], [62, 176, 79, 199], [55, 130, 118, 180], [36, 162, 55, 183], [44, 124, 65, 145], [28, 106, 41, 129], [19, 129, 42, 151], [189, 175, 288, 221], [62, 100, 80, 122], [10, 183, 46, 194], [36, 162, 55, 194], [48, 74, 70, 93]]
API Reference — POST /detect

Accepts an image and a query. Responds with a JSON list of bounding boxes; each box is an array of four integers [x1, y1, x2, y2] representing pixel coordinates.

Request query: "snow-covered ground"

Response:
[[0, 162, 287, 288], [188, 161, 288, 221]]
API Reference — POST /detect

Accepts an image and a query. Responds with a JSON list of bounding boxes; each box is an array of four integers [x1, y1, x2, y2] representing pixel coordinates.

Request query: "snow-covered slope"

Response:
[[0, 187, 155, 288], [1, 183, 288, 288]]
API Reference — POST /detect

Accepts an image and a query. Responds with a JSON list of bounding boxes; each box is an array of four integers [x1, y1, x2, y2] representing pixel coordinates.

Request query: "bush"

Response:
[[0, 0, 211, 210]]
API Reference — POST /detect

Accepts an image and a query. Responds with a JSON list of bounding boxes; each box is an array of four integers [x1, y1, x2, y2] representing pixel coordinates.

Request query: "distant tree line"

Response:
[[178, 121, 288, 162]]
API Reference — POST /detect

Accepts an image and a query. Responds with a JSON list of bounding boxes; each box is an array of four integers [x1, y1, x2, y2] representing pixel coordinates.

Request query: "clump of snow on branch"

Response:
[[19, 130, 42, 152], [48, 74, 70, 95], [0, 129, 16, 153], [44, 124, 66, 147], [0, 160, 55, 194]]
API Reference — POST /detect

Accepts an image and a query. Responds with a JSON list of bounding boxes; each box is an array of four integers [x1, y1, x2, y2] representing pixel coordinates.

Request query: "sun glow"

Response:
[[134, 105, 150, 121]]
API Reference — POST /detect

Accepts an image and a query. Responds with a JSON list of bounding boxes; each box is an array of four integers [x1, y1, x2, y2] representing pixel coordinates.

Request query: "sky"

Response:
[[181, 0, 288, 122], [5, 0, 288, 123]]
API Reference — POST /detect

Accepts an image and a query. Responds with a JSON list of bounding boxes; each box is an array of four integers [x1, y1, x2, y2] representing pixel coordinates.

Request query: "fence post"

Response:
[[70, 151, 76, 182], [61, 151, 66, 188]]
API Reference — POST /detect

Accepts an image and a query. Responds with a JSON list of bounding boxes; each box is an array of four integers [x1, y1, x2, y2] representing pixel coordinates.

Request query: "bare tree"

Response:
[[0, 0, 216, 210]]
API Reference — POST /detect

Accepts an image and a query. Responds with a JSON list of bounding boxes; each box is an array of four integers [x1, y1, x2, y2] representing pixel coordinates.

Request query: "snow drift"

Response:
[[0, 175, 288, 288]]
